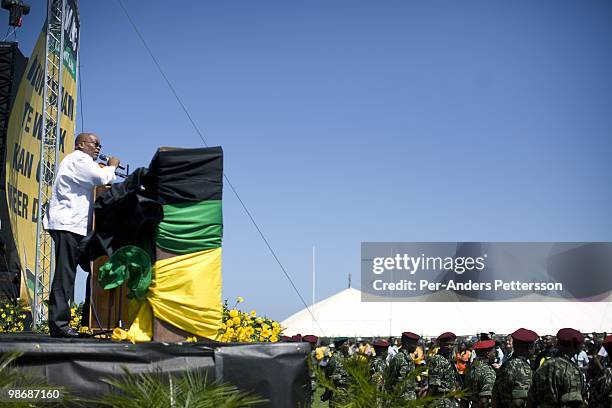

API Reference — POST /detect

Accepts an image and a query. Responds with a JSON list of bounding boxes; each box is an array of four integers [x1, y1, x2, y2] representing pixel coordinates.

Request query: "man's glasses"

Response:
[[83, 141, 102, 148]]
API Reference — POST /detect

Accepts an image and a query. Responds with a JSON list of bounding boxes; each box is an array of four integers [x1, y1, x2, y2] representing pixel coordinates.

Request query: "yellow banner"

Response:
[[4, 19, 79, 302]]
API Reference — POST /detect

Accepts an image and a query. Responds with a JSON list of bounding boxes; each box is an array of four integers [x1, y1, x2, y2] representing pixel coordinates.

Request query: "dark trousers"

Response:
[[48, 230, 84, 334]]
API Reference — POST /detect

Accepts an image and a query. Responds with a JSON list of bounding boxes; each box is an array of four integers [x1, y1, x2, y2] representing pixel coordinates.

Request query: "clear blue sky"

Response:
[[11, 1, 612, 321]]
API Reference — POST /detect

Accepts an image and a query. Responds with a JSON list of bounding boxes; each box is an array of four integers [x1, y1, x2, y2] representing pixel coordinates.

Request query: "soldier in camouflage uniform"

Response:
[[492, 328, 538, 407], [370, 340, 390, 389], [528, 327, 587, 407], [427, 331, 459, 408], [465, 340, 496, 407], [387, 331, 420, 401], [323, 337, 351, 407], [370, 339, 390, 408], [303, 335, 319, 406], [589, 334, 612, 408]]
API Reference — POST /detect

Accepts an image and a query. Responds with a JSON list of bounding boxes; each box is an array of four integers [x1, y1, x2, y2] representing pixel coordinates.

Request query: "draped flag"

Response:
[[111, 147, 223, 342]]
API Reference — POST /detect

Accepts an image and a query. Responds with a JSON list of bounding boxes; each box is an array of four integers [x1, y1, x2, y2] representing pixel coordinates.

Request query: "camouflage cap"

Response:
[[511, 328, 539, 344], [479, 332, 492, 340], [556, 328, 584, 346], [333, 337, 349, 347]]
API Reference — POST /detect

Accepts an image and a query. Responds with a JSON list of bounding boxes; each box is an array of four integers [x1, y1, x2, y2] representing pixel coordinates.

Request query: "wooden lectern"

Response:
[[87, 185, 129, 331]]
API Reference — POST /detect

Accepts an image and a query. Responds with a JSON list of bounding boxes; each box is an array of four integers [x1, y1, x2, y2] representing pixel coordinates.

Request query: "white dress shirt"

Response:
[[43, 150, 117, 236]]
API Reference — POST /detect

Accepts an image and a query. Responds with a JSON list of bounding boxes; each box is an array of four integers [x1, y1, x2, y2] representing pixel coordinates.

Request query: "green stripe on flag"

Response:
[[156, 200, 222, 254]]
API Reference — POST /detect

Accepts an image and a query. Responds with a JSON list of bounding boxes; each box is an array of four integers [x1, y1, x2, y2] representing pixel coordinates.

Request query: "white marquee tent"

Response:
[[281, 287, 612, 337]]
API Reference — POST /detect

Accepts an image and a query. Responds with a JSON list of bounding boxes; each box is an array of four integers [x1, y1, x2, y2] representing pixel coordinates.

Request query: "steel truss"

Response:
[[33, 0, 66, 327]]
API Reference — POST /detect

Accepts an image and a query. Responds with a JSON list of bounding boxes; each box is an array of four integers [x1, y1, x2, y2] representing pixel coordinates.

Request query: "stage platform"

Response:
[[0, 334, 309, 407]]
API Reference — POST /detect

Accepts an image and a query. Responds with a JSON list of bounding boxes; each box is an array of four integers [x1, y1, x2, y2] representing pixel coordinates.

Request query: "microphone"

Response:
[[99, 153, 126, 170]]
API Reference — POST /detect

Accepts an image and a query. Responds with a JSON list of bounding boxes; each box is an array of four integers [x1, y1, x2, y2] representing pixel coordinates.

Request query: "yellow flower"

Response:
[[245, 327, 254, 336], [226, 319, 234, 327], [229, 309, 239, 318], [272, 321, 280, 329], [184, 336, 198, 343], [237, 296, 244, 303], [1, 313, 5, 318], [270, 335, 279, 343], [232, 316, 241, 326], [255, 317, 263, 324], [250, 310, 257, 317]]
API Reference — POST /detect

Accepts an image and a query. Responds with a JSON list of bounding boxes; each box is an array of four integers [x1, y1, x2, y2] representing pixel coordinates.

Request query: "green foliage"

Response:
[[32, 302, 91, 335], [0, 300, 27, 333], [314, 357, 468, 408], [93, 367, 267, 408], [1, 352, 266, 408], [0, 351, 72, 407]]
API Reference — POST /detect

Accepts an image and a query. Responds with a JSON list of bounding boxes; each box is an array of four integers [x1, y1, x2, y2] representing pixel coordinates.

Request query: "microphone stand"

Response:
[[114, 163, 129, 179]]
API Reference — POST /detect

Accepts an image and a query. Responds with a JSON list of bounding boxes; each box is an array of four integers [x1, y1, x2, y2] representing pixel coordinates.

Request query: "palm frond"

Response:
[[314, 356, 468, 408], [95, 366, 266, 408], [0, 351, 74, 407]]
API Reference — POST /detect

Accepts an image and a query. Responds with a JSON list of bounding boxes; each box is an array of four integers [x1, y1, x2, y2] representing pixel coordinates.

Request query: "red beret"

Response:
[[280, 335, 292, 342], [437, 332, 456, 342], [402, 332, 420, 343], [556, 328, 584, 345], [473, 340, 496, 351], [372, 339, 390, 349], [511, 328, 539, 344], [602, 335, 612, 347], [291, 334, 303, 342], [303, 335, 318, 344]]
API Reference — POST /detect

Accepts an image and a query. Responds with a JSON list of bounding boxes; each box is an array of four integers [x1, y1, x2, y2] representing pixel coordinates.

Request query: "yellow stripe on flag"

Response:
[[112, 248, 222, 342]]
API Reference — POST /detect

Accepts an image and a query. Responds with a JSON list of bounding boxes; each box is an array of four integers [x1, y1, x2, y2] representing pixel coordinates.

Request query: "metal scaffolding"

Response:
[[33, 0, 66, 327]]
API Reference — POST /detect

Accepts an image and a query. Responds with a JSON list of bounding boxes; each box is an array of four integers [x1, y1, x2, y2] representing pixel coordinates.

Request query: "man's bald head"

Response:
[[75, 132, 101, 160], [75, 132, 96, 144]]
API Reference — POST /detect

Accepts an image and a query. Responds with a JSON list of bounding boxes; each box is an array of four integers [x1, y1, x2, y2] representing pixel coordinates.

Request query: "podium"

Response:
[[85, 159, 212, 342]]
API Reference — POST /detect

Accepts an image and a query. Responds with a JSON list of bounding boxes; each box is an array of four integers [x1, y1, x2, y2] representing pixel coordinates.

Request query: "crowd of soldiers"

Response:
[[293, 328, 612, 407]]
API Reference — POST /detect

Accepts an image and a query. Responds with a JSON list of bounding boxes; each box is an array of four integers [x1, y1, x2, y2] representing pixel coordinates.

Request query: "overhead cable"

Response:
[[115, 0, 326, 336]]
